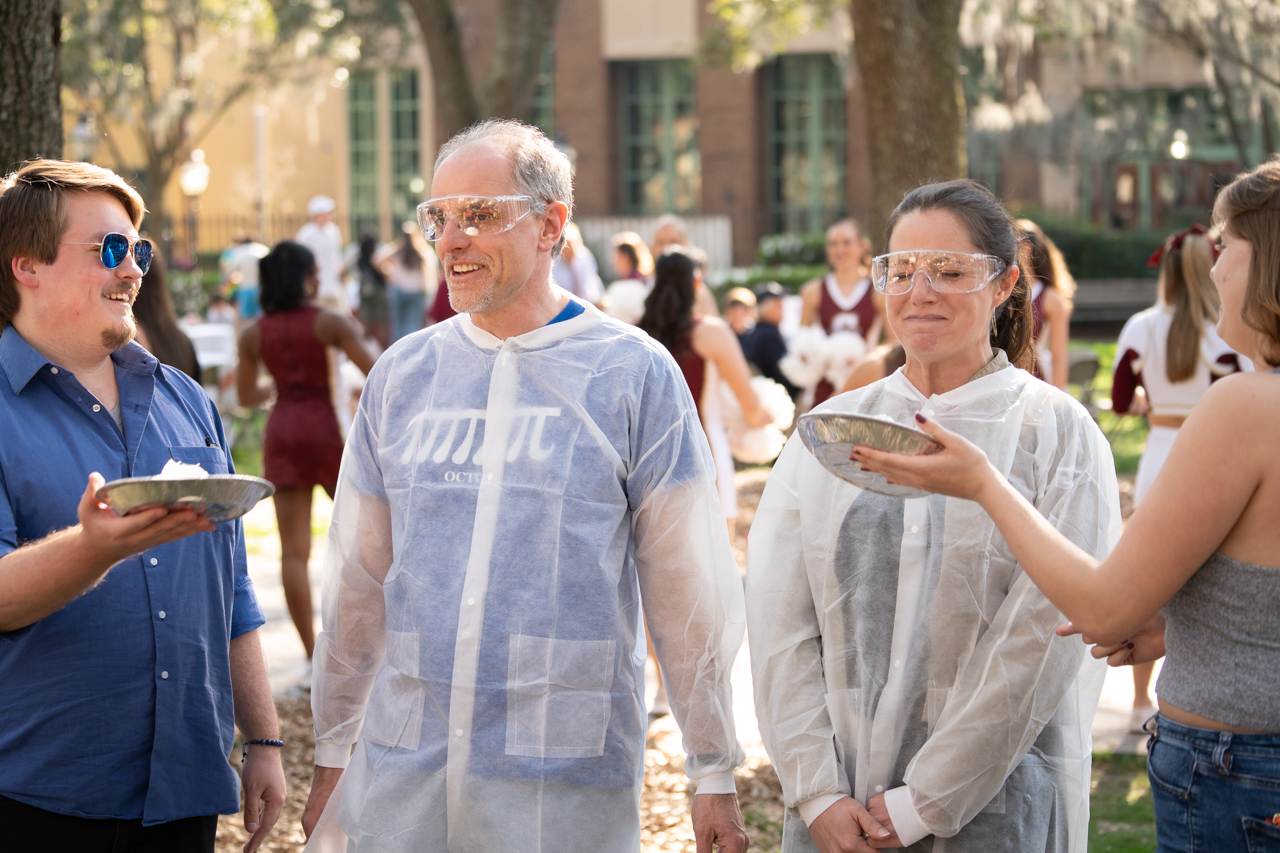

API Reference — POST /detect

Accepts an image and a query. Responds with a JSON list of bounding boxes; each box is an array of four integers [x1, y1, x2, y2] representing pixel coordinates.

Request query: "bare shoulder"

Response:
[[314, 308, 354, 338], [692, 315, 736, 354], [1181, 371, 1280, 452], [800, 279, 822, 299], [238, 319, 260, 348], [1041, 285, 1068, 313]]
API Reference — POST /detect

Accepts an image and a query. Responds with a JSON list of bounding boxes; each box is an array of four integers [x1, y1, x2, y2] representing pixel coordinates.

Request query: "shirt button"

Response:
[[467, 598, 475, 606], [150, 558, 158, 566], [503, 352, 511, 359], [158, 611, 166, 619], [910, 525, 919, 534], [486, 473, 494, 481], [161, 671, 169, 679], [50, 367, 59, 375], [876, 785, 884, 793], [92, 404, 101, 412], [455, 729, 464, 738], [894, 660, 901, 668]]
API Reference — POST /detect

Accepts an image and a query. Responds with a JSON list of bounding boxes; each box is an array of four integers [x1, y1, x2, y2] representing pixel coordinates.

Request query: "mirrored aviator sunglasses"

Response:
[[100, 233, 154, 274], [62, 233, 154, 274]]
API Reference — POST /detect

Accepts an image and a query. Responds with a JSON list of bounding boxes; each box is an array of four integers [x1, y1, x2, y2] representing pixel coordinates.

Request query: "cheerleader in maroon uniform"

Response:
[[800, 219, 893, 406]]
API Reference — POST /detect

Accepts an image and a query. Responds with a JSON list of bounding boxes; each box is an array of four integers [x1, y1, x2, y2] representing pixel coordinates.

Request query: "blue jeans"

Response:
[[391, 289, 427, 343], [1146, 713, 1280, 852]]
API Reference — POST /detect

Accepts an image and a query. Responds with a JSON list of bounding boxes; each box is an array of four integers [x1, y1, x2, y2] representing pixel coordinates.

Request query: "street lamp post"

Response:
[[178, 149, 211, 262]]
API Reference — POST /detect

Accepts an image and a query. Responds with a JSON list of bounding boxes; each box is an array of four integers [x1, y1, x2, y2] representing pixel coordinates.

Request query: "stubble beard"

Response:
[[447, 275, 500, 315], [102, 310, 137, 351]]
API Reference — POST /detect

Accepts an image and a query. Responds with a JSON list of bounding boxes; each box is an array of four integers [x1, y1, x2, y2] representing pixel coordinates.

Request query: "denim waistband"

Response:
[[1148, 713, 1280, 751]]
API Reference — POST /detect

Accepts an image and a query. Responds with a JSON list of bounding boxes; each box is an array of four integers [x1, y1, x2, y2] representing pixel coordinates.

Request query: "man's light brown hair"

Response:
[[0, 160, 146, 328]]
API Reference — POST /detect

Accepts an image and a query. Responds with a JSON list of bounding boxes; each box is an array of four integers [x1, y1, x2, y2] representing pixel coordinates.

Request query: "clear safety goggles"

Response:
[[871, 250, 1007, 295], [416, 195, 538, 241]]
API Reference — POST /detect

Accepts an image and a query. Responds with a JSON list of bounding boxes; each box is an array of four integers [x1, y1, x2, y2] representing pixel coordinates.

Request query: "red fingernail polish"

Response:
[[915, 413, 927, 423]]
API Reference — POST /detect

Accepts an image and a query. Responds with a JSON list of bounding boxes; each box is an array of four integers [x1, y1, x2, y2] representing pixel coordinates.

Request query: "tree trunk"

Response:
[[848, 0, 966, 249], [406, 0, 482, 144], [481, 0, 563, 120], [0, 0, 63, 170]]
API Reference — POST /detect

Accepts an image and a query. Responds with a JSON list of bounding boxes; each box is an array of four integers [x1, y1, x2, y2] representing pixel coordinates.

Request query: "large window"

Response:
[[390, 68, 422, 228], [348, 70, 380, 238], [618, 60, 699, 214], [530, 45, 555, 137], [764, 54, 846, 233]]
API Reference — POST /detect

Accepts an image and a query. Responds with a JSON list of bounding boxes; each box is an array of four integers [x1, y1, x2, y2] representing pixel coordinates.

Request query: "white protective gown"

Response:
[[307, 299, 745, 853], [748, 357, 1120, 853]]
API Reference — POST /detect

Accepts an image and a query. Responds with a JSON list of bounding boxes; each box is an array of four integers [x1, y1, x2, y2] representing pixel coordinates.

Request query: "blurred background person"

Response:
[[611, 230, 653, 281], [218, 232, 269, 327], [354, 231, 390, 349], [638, 246, 769, 716], [1018, 220, 1076, 389], [800, 219, 892, 406], [1110, 223, 1247, 731], [742, 282, 800, 400], [295, 195, 347, 310], [206, 292, 237, 325], [236, 241, 377, 666], [134, 254, 200, 382], [552, 221, 604, 305], [724, 287, 757, 341], [602, 231, 654, 324], [378, 222, 434, 343], [652, 213, 719, 318]]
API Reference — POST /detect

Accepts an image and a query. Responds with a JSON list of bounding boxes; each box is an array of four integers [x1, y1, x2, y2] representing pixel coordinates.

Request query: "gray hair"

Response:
[[434, 119, 574, 256]]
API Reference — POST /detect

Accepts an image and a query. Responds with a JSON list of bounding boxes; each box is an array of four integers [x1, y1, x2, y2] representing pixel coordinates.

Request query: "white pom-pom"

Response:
[[718, 377, 794, 464], [779, 326, 830, 389], [750, 376, 795, 430], [823, 331, 867, 389], [602, 280, 649, 325]]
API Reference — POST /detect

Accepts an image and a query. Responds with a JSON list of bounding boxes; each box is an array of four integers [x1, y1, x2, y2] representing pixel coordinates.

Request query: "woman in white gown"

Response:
[[748, 180, 1121, 852]]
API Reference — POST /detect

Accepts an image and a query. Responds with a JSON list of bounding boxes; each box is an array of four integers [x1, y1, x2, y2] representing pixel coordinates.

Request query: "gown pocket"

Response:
[[506, 634, 616, 759]]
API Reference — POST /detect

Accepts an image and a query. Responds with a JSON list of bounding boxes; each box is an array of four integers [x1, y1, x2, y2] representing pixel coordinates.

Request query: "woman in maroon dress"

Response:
[[237, 241, 376, 661]]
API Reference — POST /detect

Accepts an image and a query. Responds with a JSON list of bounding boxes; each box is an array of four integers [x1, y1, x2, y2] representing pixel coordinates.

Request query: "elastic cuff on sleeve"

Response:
[[883, 786, 931, 848], [798, 793, 846, 827], [314, 739, 353, 769], [692, 770, 737, 795]]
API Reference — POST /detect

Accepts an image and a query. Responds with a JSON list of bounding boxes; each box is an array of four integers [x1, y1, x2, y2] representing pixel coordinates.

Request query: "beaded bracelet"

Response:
[[241, 739, 285, 762]]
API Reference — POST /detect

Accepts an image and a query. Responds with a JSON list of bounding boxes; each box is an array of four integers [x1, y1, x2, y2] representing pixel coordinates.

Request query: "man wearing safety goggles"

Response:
[[304, 119, 749, 853], [0, 160, 284, 852]]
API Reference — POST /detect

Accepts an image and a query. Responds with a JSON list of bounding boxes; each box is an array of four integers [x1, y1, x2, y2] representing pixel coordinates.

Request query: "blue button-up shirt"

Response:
[[0, 326, 265, 824]]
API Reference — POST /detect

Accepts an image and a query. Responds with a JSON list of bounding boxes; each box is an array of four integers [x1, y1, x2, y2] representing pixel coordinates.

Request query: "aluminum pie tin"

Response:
[[95, 475, 276, 524], [797, 412, 943, 499]]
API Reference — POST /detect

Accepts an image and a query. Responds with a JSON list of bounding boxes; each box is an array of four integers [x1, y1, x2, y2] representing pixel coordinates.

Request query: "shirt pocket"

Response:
[[505, 634, 615, 759], [362, 630, 425, 751], [169, 445, 231, 476]]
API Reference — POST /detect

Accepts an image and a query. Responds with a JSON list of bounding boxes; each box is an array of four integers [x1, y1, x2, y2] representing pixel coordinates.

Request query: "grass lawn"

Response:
[[1073, 341, 1149, 476], [1090, 753, 1157, 852]]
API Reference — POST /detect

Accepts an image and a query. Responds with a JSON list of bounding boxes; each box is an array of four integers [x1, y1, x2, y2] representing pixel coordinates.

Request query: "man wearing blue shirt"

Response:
[[0, 160, 286, 852]]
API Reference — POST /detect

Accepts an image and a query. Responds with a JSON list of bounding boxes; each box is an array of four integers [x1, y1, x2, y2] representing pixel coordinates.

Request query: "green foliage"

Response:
[[229, 409, 266, 479], [699, 0, 843, 70], [1039, 223, 1164, 280], [708, 264, 827, 298], [1089, 753, 1157, 852], [758, 232, 828, 266], [61, 0, 405, 224]]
